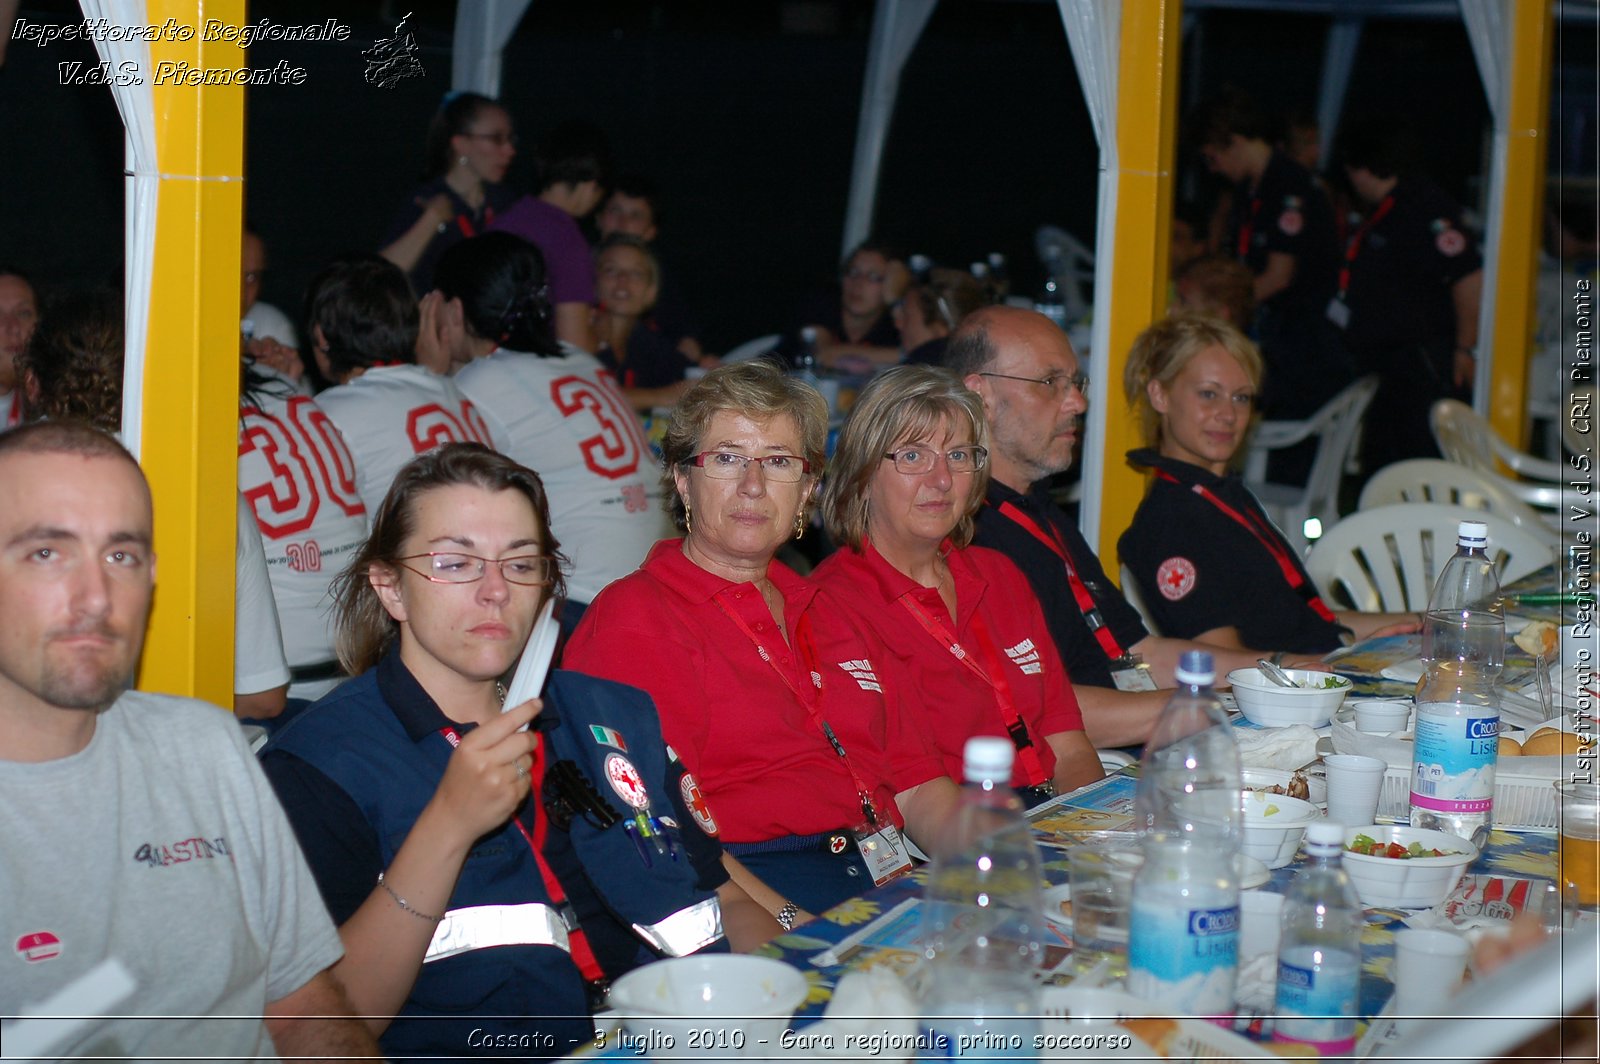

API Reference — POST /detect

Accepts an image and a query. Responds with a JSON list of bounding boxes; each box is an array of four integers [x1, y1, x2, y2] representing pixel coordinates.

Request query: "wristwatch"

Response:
[[775, 903, 800, 931]]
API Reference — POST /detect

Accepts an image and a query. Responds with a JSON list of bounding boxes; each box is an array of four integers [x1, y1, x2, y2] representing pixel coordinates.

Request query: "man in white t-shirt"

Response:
[[239, 371, 370, 701], [0, 421, 377, 1059], [306, 255, 502, 513]]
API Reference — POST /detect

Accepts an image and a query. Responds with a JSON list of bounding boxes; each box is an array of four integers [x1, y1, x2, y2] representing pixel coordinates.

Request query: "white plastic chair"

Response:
[[720, 333, 782, 363], [1430, 399, 1563, 511], [1304, 503, 1556, 612], [1118, 565, 1163, 637], [1357, 459, 1562, 549], [1241, 375, 1379, 556]]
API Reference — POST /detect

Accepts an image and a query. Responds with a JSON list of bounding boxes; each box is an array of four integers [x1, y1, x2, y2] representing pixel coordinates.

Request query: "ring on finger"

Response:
[[515, 762, 529, 782]]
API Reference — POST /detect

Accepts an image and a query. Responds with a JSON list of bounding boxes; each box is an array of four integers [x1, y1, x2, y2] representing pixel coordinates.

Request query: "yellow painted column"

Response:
[[1486, 0, 1552, 448], [137, 0, 246, 706], [1097, 0, 1182, 571]]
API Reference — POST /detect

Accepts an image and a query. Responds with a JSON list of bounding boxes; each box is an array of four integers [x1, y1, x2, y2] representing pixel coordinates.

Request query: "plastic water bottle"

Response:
[[795, 326, 820, 384], [986, 252, 1010, 303], [1134, 651, 1243, 846], [1127, 834, 1239, 1018], [1127, 652, 1242, 1018], [1410, 520, 1504, 846], [918, 737, 1043, 1060], [1273, 822, 1362, 1053]]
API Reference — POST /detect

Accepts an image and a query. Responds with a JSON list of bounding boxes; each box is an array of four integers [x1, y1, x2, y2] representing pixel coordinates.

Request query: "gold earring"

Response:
[[684, 502, 693, 535], [793, 511, 806, 540]]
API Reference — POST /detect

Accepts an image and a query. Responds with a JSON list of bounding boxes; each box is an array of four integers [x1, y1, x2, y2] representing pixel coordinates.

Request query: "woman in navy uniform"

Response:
[[1118, 316, 1418, 655], [262, 444, 775, 1061]]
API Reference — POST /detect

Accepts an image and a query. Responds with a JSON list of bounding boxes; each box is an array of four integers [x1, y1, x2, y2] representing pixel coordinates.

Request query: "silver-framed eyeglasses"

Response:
[[882, 445, 989, 475], [689, 451, 812, 482], [397, 552, 554, 586], [977, 370, 1089, 399]]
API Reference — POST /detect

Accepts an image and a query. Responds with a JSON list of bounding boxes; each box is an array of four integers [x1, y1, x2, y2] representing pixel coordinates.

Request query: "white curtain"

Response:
[[452, 0, 533, 97], [1458, 0, 1509, 413], [82, 0, 156, 458], [1057, 0, 1120, 551], [840, 0, 939, 253]]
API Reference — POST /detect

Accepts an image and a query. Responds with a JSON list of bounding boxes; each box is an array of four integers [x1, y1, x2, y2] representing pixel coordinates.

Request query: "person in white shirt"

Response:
[[239, 364, 371, 701], [428, 233, 670, 619], [305, 255, 502, 514]]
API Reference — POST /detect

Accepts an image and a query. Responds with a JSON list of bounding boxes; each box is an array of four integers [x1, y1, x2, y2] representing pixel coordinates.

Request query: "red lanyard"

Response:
[[1336, 193, 1395, 297], [715, 592, 884, 827], [452, 203, 494, 240], [1153, 471, 1337, 623], [896, 591, 1049, 786], [994, 500, 1130, 662], [1236, 195, 1263, 259], [438, 725, 605, 980]]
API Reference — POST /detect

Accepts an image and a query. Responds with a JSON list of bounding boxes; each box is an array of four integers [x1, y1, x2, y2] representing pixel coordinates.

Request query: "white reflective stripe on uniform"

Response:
[[423, 903, 571, 964], [631, 897, 724, 957]]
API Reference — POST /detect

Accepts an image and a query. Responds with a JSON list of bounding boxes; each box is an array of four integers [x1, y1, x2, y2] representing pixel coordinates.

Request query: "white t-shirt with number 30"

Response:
[[456, 345, 670, 605]]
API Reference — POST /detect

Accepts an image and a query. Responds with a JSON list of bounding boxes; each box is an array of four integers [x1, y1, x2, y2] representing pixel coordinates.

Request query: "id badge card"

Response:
[[1110, 661, 1158, 692], [1325, 296, 1351, 330], [853, 821, 913, 886]]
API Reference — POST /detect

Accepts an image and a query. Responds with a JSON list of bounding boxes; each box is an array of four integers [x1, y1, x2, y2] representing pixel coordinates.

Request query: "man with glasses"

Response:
[[0, 421, 377, 1059], [949, 306, 1293, 747]]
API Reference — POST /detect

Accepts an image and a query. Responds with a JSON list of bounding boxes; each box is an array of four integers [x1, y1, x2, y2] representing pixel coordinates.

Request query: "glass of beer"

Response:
[[1555, 781, 1600, 910]]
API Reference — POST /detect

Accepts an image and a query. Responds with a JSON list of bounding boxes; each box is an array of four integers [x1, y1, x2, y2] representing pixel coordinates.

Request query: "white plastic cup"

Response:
[[1238, 890, 1284, 962], [1561, 624, 1594, 673], [1354, 701, 1411, 734], [1324, 754, 1386, 828], [1393, 928, 1470, 1016]]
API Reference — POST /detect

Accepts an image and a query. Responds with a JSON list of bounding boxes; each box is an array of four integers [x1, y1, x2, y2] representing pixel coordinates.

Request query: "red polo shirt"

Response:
[[811, 540, 1085, 789], [564, 539, 945, 844]]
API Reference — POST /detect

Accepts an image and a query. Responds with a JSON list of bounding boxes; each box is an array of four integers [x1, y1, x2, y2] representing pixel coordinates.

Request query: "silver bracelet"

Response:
[[775, 902, 800, 931], [378, 871, 443, 923]]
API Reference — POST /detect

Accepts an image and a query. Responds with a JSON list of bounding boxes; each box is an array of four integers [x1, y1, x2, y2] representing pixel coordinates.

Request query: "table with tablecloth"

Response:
[[746, 768, 1559, 1033]]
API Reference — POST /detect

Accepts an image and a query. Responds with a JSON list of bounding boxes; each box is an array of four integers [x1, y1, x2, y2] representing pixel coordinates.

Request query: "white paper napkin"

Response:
[[1234, 724, 1321, 770]]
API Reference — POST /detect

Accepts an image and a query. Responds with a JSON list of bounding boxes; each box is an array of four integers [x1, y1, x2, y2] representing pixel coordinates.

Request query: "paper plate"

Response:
[[503, 599, 560, 720]]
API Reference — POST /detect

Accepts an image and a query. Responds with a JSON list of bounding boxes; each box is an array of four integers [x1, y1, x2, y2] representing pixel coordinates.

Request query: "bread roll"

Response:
[[1499, 736, 1522, 756]]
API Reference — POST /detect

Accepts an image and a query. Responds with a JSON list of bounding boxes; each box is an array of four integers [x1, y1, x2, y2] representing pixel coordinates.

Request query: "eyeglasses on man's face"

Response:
[[882, 444, 989, 476], [977, 370, 1089, 401], [689, 451, 811, 483], [397, 552, 553, 586], [841, 267, 886, 285]]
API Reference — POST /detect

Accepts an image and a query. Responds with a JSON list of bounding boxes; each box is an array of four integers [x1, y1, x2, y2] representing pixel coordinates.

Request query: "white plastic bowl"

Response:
[[608, 955, 808, 1057], [1239, 790, 1321, 868], [1341, 825, 1478, 909], [1241, 767, 1328, 807], [1226, 667, 1350, 728]]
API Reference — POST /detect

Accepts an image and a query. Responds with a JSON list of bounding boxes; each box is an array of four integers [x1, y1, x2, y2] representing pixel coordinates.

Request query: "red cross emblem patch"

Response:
[[604, 753, 650, 810], [1435, 227, 1466, 257], [680, 773, 718, 837], [829, 833, 849, 854], [1157, 556, 1197, 601]]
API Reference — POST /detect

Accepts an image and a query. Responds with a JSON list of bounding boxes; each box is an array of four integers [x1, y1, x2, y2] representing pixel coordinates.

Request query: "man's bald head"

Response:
[[946, 306, 1087, 492]]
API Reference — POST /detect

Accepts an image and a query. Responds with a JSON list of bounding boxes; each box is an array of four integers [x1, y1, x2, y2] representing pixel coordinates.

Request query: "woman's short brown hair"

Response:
[[1123, 313, 1264, 449], [331, 442, 567, 674], [659, 360, 828, 532], [821, 364, 989, 551]]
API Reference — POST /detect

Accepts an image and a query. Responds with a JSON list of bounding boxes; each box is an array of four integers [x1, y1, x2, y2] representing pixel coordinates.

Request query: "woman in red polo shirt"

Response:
[[813, 365, 1103, 806], [564, 361, 957, 921]]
